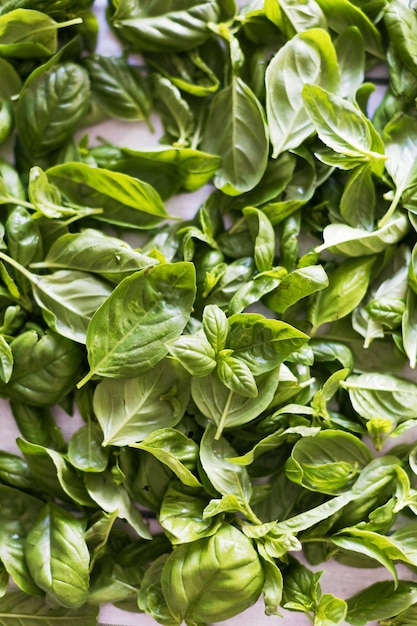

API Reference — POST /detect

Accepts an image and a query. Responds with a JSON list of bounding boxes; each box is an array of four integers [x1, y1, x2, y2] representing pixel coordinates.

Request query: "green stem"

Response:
[[56, 17, 83, 30], [76, 368, 95, 389], [377, 187, 402, 228], [214, 388, 234, 440], [0, 250, 37, 284], [0, 196, 33, 210]]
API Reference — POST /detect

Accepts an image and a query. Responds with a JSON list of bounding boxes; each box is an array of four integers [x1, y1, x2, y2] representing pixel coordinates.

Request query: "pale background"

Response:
[[1, 1, 414, 624]]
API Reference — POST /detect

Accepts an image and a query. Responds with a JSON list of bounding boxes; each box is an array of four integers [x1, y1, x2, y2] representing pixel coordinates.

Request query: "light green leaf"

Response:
[[0, 590, 98, 625], [94, 359, 190, 446], [25, 502, 90, 609], [78, 262, 196, 385], [266, 28, 339, 157], [203, 76, 269, 195]]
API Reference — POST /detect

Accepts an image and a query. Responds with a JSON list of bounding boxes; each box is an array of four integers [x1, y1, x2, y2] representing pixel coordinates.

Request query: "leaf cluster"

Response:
[[0, 1, 417, 625]]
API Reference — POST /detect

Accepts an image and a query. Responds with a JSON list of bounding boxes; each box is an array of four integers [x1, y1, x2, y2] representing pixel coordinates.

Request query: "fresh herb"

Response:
[[0, 0, 416, 625]]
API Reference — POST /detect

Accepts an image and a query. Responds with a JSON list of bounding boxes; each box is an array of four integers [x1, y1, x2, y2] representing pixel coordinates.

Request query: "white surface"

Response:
[[1, 2, 413, 625]]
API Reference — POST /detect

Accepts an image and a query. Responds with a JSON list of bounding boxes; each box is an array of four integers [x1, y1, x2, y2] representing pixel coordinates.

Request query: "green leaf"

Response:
[[303, 84, 386, 173], [266, 28, 339, 157], [85, 54, 151, 123], [32, 270, 113, 344], [264, 0, 327, 38], [25, 502, 90, 609], [0, 486, 43, 595], [227, 313, 309, 374], [199, 424, 252, 501], [243, 206, 275, 273], [0, 590, 98, 625], [0, 329, 83, 407], [310, 256, 375, 333], [84, 471, 151, 540], [202, 304, 228, 353], [315, 0, 384, 59], [217, 353, 258, 398], [109, 0, 222, 53], [78, 262, 196, 384], [67, 423, 109, 473], [15, 62, 90, 157], [131, 428, 202, 489], [265, 265, 328, 314], [203, 76, 269, 195], [166, 333, 217, 377], [402, 290, 417, 368], [161, 524, 264, 623], [0, 335, 13, 383], [346, 581, 417, 626], [340, 372, 417, 425], [339, 164, 375, 230], [315, 593, 347, 626], [0, 9, 81, 58], [93, 359, 190, 446], [192, 367, 279, 437], [34, 229, 157, 283], [285, 430, 372, 494], [46, 162, 168, 230], [159, 480, 223, 544]]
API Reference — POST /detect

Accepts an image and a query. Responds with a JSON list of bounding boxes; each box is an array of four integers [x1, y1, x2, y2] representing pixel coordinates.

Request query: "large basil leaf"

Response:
[[0, 485, 43, 595], [0, 590, 98, 625], [203, 76, 268, 195], [85, 54, 151, 123], [34, 229, 158, 283], [346, 581, 417, 626], [31, 270, 113, 344], [161, 524, 264, 623], [265, 28, 339, 157], [109, 0, 222, 53], [46, 162, 168, 230], [315, 0, 384, 59], [309, 256, 375, 333], [341, 372, 417, 426], [384, 0, 417, 75], [15, 62, 90, 157], [316, 212, 410, 257], [93, 359, 190, 446], [78, 262, 196, 384], [106, 145, 222, 195], [25, 501, 90, 609], [0, 8, 80, 58], [302, 84, 386, 174], [0, 329, 82, 406]]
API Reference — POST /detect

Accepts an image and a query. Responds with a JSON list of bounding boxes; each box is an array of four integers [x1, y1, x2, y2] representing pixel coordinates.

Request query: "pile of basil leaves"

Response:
[[1, 0, 417, 624]]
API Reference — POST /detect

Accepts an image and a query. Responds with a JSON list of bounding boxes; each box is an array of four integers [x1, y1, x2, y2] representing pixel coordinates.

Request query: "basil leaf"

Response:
[[67, 423, 109, 473], [93, 359, 190, 446], [109, 0, 222, 53], [0, 485, 43, 595], [203, 76, 269, 195], [78, 262, 196, 384], [0, 329, 82, 407], [161, 524, 264, 623], [25, 501, 90, 609], [0, 590, 98, 625], [15, 62, 90, 157], [0, 9, 81, 58], [264, 0, 327, 38], [46, 162, 169, 230], [310, 256, 375, 333], [266, 28, 339, 157], [85, 54, 151, 123]]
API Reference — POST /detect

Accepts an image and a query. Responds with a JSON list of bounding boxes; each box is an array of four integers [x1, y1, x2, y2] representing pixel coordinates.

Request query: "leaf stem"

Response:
[[215, 388, 234, 440], [0, 250, 37, 284], [377, 188, 401, 228]]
